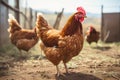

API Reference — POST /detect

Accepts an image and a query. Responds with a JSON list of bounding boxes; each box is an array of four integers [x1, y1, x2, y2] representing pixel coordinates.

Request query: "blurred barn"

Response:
[[101, 5, 120, 42]]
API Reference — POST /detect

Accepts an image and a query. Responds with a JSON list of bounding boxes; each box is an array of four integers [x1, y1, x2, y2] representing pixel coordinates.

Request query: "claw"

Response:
[[63, 63, 69, 74]]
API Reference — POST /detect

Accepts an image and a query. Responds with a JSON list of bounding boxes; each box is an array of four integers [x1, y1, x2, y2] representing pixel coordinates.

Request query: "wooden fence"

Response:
[[0, 0, 37, 47], [0, 0, 9, 47], [0, 0, 63, 48]]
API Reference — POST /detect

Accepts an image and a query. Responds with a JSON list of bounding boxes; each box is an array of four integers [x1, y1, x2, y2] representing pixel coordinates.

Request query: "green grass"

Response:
[[0, 39, 120, 61], [0, 41, 44, 60], [0, 43, 20, 57]]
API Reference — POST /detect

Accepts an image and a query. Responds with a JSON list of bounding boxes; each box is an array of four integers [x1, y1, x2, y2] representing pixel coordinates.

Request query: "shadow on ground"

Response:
[[56, 72, 102, 80], [92, 46, 111, 51]]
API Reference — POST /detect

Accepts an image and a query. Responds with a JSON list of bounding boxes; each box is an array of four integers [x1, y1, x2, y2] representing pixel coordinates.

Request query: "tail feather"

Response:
[[8, 14, 20, 28], [37, 13, 43, 18], [8, 14, 21, 33], [36, 13, 48, 29]]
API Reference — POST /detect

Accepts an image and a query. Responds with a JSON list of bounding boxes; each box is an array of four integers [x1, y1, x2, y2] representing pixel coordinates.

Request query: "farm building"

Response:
[[101, 6, 120, 42]]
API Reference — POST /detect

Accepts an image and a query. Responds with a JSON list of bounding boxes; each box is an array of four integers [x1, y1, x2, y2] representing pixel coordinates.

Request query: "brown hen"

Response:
[[8, 14, 39, 56], [85, 26, 100, 45], [36, 7, 86, 76]]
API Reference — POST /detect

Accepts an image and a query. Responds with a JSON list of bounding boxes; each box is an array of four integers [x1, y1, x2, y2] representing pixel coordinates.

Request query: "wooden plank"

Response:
[[103, 13, 120, 42], [15, 0, 20, 23], [1, 0, 28, 22], [0, 0, 9, 47], [53, 8, 64, 29], [29, 8, 33, 29], [101, 5, 104, 41], [0, 0, 1, 46]]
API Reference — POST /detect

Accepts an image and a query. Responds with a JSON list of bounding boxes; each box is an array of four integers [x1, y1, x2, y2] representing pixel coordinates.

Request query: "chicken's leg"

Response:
[[56, 65, 60, 77], [63, 62, 69, 74], [19, 49, 23, 57], [19, 49, 26, 59]]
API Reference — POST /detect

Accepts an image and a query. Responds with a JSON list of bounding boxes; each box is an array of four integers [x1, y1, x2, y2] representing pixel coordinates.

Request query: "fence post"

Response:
[[29, 8, 33, 29], [53, 8, 64, 29], [15, 0, 20, 23], [24, 0, 28, 28], [119, 6, 120, 41], [0, 0, 1, 47], [101, 5, 104, 41], [0, 0, 9, 47], [35, 11, 37, 21]]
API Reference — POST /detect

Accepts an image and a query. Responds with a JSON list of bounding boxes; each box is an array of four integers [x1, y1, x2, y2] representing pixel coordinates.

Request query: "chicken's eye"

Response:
[[78, 14, 83, 18]]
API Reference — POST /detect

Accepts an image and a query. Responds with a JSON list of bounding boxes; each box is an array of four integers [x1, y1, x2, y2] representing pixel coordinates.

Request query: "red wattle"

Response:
[[79, 17, 84, 22]]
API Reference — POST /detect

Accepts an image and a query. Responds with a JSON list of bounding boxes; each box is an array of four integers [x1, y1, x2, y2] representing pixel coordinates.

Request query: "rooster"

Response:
[[8, 14, 39, 56], [85, 26, 100, 45], [36, 7, 86, 76]]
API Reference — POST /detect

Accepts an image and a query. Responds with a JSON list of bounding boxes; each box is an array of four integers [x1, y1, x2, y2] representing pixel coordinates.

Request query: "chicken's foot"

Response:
[[63, 63, 69, 74], [56, 65, 61, 77]]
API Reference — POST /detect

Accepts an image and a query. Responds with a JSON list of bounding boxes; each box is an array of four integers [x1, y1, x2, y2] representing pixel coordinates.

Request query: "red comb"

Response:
[[77, 7, 86, 15], [89, 26, 94, 32]]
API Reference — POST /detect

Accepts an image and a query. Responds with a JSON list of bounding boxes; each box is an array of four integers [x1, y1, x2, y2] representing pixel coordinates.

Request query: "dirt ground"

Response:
[[0, 42, 120, 80]]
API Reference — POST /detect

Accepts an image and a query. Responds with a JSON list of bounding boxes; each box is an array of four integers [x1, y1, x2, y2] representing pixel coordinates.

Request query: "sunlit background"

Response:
[[28, 0, 120, 13], [9, 0, 120, 14]]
